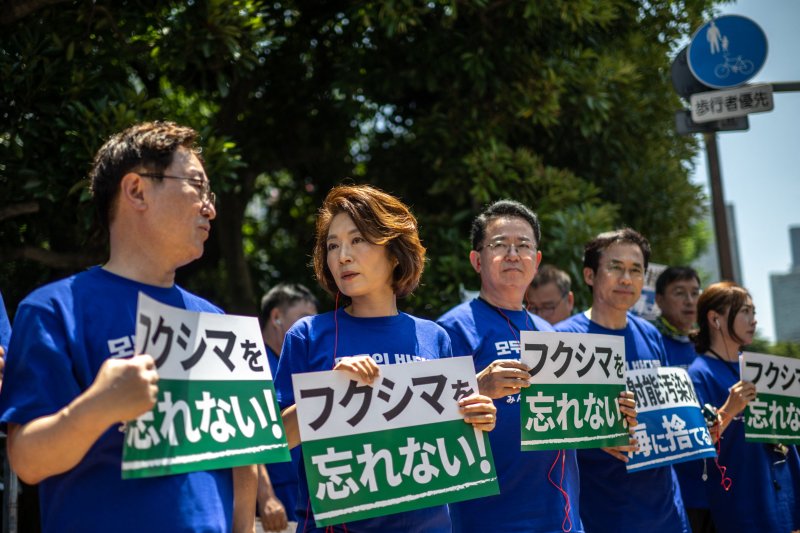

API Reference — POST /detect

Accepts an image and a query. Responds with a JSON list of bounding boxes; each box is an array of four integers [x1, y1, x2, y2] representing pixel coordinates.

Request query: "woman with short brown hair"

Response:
[[275, 184, 496, 532]]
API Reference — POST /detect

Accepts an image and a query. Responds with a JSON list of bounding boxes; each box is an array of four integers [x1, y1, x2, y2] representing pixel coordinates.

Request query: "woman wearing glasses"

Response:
[[688, 281, 800, 533], [273, 184, 496, 532]]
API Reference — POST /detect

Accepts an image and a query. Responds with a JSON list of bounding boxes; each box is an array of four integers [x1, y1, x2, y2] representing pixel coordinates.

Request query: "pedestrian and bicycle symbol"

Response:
[[688, 15, 767, 89]]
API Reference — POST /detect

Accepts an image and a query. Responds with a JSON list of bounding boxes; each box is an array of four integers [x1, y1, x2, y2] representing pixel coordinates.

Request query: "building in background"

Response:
[[771, 226, 800, 342]]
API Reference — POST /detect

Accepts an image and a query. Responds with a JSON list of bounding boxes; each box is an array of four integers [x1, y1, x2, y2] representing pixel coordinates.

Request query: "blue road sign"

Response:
[[687, 15, 767, 89]]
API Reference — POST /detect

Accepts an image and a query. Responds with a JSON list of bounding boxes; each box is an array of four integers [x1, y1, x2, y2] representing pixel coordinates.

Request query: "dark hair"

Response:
[[470, 200, 541, 251], [691, 281, 751, 353], [583, 228, 651, 286], [531, 264, 571, 296], [259, 283, 319, 329], [89, 121, 201, 230], [655, 266, 700, 295], [313, 184, 426, 298]]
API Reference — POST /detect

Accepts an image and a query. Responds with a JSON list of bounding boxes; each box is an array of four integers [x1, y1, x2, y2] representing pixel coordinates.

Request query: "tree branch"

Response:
[[4, 245, 105, 270], [0, 0, 72, 25], [0, 201, 39, 221]]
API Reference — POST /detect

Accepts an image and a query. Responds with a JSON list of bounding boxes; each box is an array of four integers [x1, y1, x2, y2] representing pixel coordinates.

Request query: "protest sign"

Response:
[[122, 293, 290, 478], [631, 262, 667, 321], [625, 367, 715, 472], [293, 356, 498, 527], [519, 331, 629, 450], [742, 351, 800, 443]]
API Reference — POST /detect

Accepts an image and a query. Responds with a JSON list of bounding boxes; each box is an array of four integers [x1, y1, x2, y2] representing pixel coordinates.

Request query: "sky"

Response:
[[689, 0, 800, 341]]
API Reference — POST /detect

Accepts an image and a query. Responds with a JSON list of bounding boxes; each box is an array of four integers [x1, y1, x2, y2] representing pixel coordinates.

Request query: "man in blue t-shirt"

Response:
[[654, 267, 712, 532], [0, 122, 254, 533], [257, 283, 318, 532], [437, 200, 587, 532], [556, 228, 689, 533], [0, 290, 10, 385]]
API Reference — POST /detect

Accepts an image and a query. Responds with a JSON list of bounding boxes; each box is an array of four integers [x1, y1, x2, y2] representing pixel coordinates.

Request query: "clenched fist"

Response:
[[86, 354, 160, 425]]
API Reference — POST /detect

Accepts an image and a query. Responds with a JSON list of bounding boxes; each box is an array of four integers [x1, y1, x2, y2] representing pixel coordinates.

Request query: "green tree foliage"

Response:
[[1, 0, 718, 317], [746, 337, 800, 361]]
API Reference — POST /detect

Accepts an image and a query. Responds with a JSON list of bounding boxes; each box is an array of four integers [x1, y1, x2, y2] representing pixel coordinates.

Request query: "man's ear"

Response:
[[469, 250, 481, 274], [583, 267, 595, 288], [119, 172, 147, 212], [655, 293, 665, 309]]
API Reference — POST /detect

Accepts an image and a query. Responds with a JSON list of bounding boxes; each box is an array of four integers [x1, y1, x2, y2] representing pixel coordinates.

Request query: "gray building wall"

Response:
[[771, 226, 800, 342]]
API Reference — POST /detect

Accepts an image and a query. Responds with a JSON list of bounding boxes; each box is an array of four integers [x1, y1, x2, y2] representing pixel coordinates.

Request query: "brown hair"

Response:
[[313, 184, 426, 298], [691, 281, 751, 353], [531, 264, 571, 295]]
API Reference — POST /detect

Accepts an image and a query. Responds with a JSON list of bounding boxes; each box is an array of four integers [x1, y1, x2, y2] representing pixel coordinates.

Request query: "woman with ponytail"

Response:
[[273, 184, 496, 532], [688, 281, 800, 533]]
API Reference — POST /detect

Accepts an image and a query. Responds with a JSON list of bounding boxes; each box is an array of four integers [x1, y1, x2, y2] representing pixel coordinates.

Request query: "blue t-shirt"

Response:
[[0, 291, 11, 352], [556, 312, 689, 533], [662, 336, 698, 370], [0, 267, 234, 533], [273, 309, 453, 533], [437, 299, 584, 533], [689, 354, 800, 532], [661, 333, 708, 509], [265, 344, 301, 522]]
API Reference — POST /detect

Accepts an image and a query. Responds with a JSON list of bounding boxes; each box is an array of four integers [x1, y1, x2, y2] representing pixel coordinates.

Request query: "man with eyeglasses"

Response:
[[436, 200, 586, 532], [653, 266, 712, 532], [654, 266, 702, 369], [526, 264, 575, 325], [556, 228, 689, 533], [0, 122, 254, 533]]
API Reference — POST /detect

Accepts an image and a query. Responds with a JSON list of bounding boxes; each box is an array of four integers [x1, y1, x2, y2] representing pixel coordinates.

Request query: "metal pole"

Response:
[[703, 132, 736, 282]]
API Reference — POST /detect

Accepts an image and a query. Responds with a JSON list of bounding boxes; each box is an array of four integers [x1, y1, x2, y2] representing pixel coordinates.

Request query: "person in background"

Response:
[[688, 281, 800, 533], [274, 184, 497, 532], [0, 291, 10, 388], [526, 264, 574, 325], [556, 228, 689, 533], [0, 121, 254, 533], [655, 266, 702, 369], [654, 266, 710, 532], [257, 283, 318, 532]]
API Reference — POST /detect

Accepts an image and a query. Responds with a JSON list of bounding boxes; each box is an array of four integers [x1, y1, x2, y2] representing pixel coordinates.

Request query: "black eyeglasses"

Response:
[[138, 172, 216, 206]]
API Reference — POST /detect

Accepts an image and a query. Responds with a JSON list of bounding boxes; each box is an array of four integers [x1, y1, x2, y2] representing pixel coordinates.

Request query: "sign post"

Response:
[[687, 15, 768, 89], [681, 15, 768, 284]]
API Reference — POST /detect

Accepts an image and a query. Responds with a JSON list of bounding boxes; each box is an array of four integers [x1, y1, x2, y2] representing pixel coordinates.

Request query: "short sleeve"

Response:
[[0, 292, 11, 352], [274, 327, 310, 410], [0, 301, 83, 425], [438, 320, 473, 359], [438, 328, 453, 358]]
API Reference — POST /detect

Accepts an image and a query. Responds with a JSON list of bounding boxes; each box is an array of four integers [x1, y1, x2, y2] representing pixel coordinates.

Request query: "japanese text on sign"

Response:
[[742, 351, 800, 443], [625, 367, 715, 472], [122, 293, 289, 478], [293, 357, 499, 526], [520, 331, 628, 450], [690, 84, 774, 123]]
